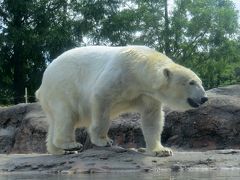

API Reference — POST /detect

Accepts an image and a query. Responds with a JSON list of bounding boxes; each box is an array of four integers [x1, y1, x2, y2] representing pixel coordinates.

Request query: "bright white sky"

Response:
[[232, 0, 240, 9], [168, 0, 240, 15]]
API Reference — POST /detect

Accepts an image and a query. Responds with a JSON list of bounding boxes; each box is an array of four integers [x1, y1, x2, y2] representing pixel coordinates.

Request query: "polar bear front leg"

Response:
[[88, 96, 113, 147], [140, 97, 172, 157]]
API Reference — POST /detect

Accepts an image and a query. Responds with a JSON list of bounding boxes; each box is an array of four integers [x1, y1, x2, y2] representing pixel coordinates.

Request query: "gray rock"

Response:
[[0, 127, 15, 153], [163, 84, 240, 150], [0, 103, 47, 153]]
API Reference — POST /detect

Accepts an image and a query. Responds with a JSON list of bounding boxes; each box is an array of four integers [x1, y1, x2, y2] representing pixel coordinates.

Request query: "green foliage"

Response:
[[0, 0, 239, 104], [0, 0, 76, 104], [171, 0, 240, 89]]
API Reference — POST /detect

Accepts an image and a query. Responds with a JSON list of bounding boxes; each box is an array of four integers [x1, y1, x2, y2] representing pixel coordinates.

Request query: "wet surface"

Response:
[[1, 170, 240, 180], [0, 148, 240, 177]]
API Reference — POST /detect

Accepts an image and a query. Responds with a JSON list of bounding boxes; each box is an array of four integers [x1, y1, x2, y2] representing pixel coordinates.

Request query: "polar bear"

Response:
[[36, 46, 208, 156]]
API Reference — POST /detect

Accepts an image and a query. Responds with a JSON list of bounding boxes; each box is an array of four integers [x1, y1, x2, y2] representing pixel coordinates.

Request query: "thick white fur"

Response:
[[36, 46, 207, 155]]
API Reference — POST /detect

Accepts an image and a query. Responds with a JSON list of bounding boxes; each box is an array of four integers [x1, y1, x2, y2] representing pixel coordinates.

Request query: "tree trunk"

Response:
[[12, 14, 25, 104], [13, 44, 25, 104], [164, 0, 171, 56]]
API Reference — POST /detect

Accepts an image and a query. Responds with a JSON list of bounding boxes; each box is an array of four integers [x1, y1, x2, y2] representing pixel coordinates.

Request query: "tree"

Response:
[[0, 0, 75, 104], [170, 0, 240, 89], [131, 0, 166, 51]]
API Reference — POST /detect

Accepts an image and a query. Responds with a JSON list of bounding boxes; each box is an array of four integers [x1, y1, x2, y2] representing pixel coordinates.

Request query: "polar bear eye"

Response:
[[189, 80, 196, 85]]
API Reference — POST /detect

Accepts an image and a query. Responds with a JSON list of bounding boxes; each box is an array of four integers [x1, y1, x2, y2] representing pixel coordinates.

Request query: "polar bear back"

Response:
[[38, 46, 151, 110], [40, 46, 162, 92]]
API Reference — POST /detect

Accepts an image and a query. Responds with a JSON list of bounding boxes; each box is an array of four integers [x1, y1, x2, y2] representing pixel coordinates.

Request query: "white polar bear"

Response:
[[36, 46, 208, 156]]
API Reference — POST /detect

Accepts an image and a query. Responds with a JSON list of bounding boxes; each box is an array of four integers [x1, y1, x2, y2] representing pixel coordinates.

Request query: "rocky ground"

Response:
[[0, 85, 240, 174], [0, 148, 240, 174]]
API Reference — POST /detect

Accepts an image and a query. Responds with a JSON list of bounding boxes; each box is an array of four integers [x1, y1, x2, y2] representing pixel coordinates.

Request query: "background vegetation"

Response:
[[0, 0, 239, 104]]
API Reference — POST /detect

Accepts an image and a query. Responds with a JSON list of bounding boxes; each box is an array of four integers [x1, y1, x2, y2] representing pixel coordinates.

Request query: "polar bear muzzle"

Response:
[[187, 96, 208, 108]]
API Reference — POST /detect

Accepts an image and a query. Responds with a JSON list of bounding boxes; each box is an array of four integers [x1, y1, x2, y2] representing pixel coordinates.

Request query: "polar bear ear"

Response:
[[163, 68, 172, 79]]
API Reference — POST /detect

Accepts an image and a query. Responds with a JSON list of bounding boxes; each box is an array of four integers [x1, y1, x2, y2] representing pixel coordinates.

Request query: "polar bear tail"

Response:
[[35, 89, 40, 101]]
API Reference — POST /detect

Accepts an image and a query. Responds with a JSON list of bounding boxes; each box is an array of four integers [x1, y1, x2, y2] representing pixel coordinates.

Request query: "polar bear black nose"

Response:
[[201, 97, 208, 104]]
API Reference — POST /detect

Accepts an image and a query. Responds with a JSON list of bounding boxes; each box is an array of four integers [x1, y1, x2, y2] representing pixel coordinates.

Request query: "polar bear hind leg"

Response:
[[45, 102, 82, 154], [46, 119, 65, 155]]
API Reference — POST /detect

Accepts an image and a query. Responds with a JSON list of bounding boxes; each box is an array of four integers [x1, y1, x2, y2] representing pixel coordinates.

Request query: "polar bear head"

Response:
[[158, 64, 208, 111]]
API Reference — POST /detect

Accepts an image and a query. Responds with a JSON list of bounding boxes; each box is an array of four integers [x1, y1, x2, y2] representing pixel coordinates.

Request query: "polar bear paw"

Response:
[[91, 136, 113, 147], [153, 147, 173, 157], [138, 146, 173, 157], [56, 142, 83, 151]]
